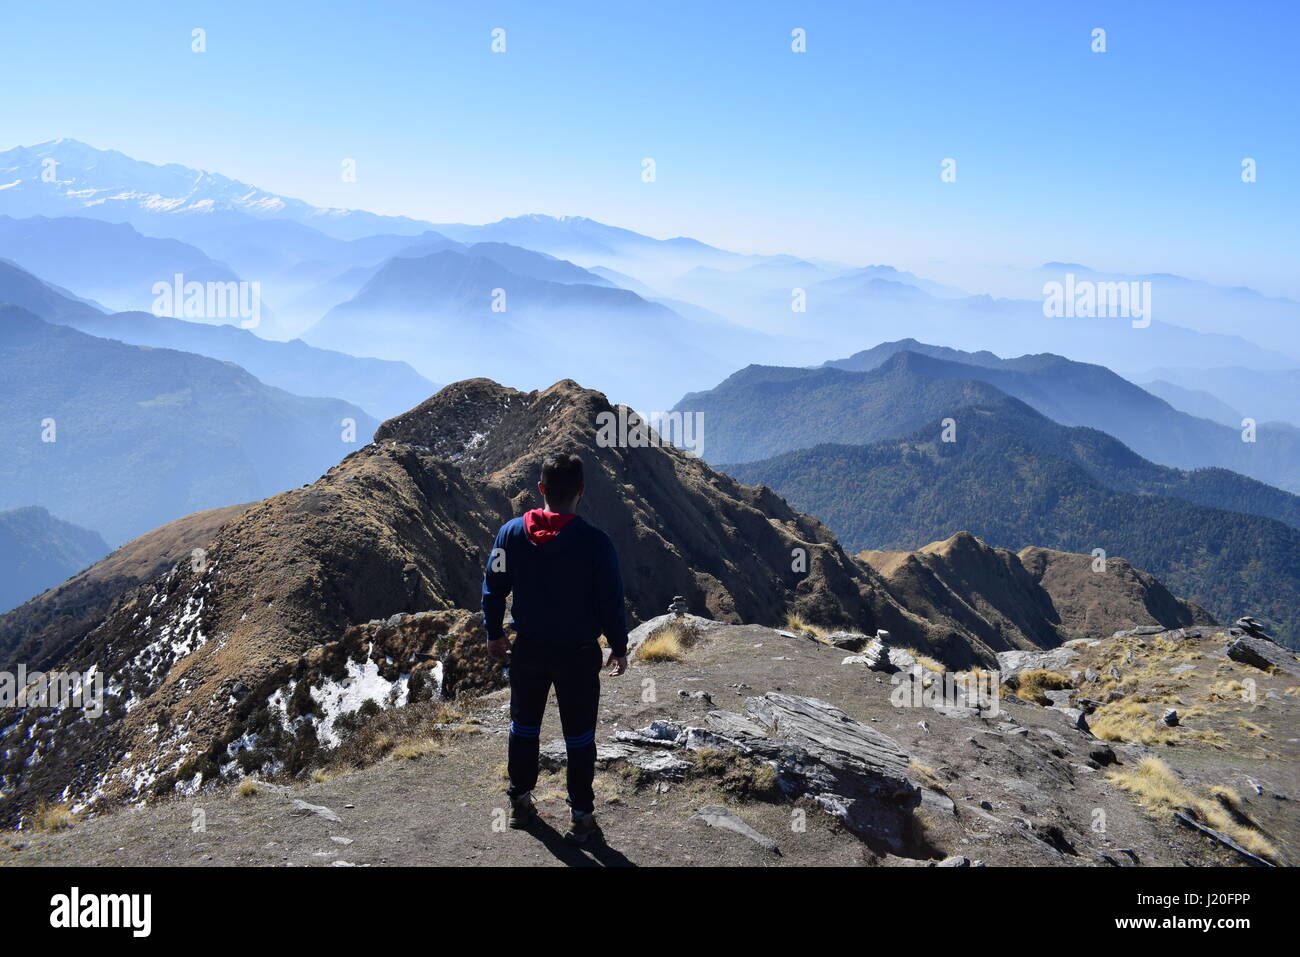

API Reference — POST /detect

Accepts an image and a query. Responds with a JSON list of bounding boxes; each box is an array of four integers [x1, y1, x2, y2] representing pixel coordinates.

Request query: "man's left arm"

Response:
[[595, 533, 629, 674]]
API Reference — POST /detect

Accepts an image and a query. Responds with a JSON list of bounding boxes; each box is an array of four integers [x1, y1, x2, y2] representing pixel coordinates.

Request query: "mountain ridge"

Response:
[[724, 397, 1300, 647], [0, 376, 1220, 826]]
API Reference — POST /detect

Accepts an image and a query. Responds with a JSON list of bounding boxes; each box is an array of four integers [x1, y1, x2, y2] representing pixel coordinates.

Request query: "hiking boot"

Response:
[[564, 810, 599, 844], [508, 793, 536, 829]]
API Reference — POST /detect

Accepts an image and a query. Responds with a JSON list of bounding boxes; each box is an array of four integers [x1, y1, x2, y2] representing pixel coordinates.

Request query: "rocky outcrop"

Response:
[[1235, 617, 1278, 643], [1227, 636, 1300, 679], [598, 692, 920, 853], [996, 646, 1080, 679]]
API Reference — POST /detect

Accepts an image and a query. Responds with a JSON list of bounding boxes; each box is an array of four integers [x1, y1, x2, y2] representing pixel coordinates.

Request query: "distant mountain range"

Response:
[[828, 342, 1300, 495], [1140, 379, 1244, 428], [428, 213, 746, 269], [714, 355, 1300, 647], [0, 306, 377, 543], [0, 214, 240, 314], [0, 506, 109, 614], [1140, 365, 1300, 430], [0, 259, 434, 418], [4, 140, 1295, 391], [304, 247, 758, 412], [762, 277, 1297, 373], [0, 139, 431, 240], [1016, 262, 1300, 360], [682, 340, 1300, 494]]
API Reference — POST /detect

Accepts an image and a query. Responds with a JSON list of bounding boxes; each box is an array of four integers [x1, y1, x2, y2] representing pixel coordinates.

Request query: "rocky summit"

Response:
[[1, 378, 1295, 868]]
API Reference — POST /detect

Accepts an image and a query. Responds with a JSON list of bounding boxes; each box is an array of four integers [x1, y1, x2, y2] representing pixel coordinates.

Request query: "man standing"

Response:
[[482, 452, 629, 844]]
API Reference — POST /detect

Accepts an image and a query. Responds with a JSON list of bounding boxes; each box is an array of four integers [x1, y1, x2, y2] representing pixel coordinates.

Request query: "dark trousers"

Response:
[[506, 641, 602, 814]]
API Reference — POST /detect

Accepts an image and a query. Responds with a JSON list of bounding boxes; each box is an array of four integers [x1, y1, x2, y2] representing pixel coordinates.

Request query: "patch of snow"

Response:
[[308, 651, 409, 747]]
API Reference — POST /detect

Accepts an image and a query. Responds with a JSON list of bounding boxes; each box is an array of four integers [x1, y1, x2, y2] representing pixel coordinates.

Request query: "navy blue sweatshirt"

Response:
[[481, 512, 629, 657]]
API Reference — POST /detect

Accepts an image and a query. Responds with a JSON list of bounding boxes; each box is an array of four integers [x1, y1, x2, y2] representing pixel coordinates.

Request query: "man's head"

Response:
[[538, 452, 585, 512]]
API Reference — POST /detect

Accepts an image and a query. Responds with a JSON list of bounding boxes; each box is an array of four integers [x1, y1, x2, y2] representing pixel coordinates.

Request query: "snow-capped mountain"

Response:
[[0, 139, 432, 241]]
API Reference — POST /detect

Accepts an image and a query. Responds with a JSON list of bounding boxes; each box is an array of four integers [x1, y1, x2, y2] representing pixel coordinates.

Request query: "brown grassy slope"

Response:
[[860, 532, 1067, 666], [858, 533, 1214, 667], [1017, 546, 1215, 638]]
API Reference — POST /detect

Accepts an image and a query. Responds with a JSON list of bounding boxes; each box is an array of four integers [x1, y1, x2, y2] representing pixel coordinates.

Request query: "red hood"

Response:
[[523, 509, 577, 544]]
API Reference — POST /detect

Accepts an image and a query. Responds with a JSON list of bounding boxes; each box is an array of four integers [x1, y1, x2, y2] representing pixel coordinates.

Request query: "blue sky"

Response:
[[2, 0, 1297, 295]]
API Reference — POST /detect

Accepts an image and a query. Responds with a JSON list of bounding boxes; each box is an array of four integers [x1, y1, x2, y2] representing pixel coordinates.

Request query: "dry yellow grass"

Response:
[[638, 629, 685, 662], [1236, 718, 1270, 738], [692, 748, 781, 799], [1107, 758, 1277, 861], [913, 655, 946, 675], [784, 614, 826, 638], [431, 703, 463, 724], [1209, 678, 1247, 701], [391, 738, 439, 760], [32, 801, 76, 832], [1090, 700, 1177, 745], [637, 621, 702, 662], [1107, 756, 1189, 807], [1209, 785, 1245, 812], [909, 760, 949, 795], [235, 778, 260, 798], [1014, 669, 1073, 705], [1079, 641, 1240, 749]]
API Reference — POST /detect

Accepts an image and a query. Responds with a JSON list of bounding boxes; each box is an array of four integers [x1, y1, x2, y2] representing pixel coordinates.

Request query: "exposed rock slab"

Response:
[[1227, 636, 1300, 679], [690, 805, 780, 854], [742, 693, 914, 798], [996, 646, 1078, 678], [291, 799, 342, 823]]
